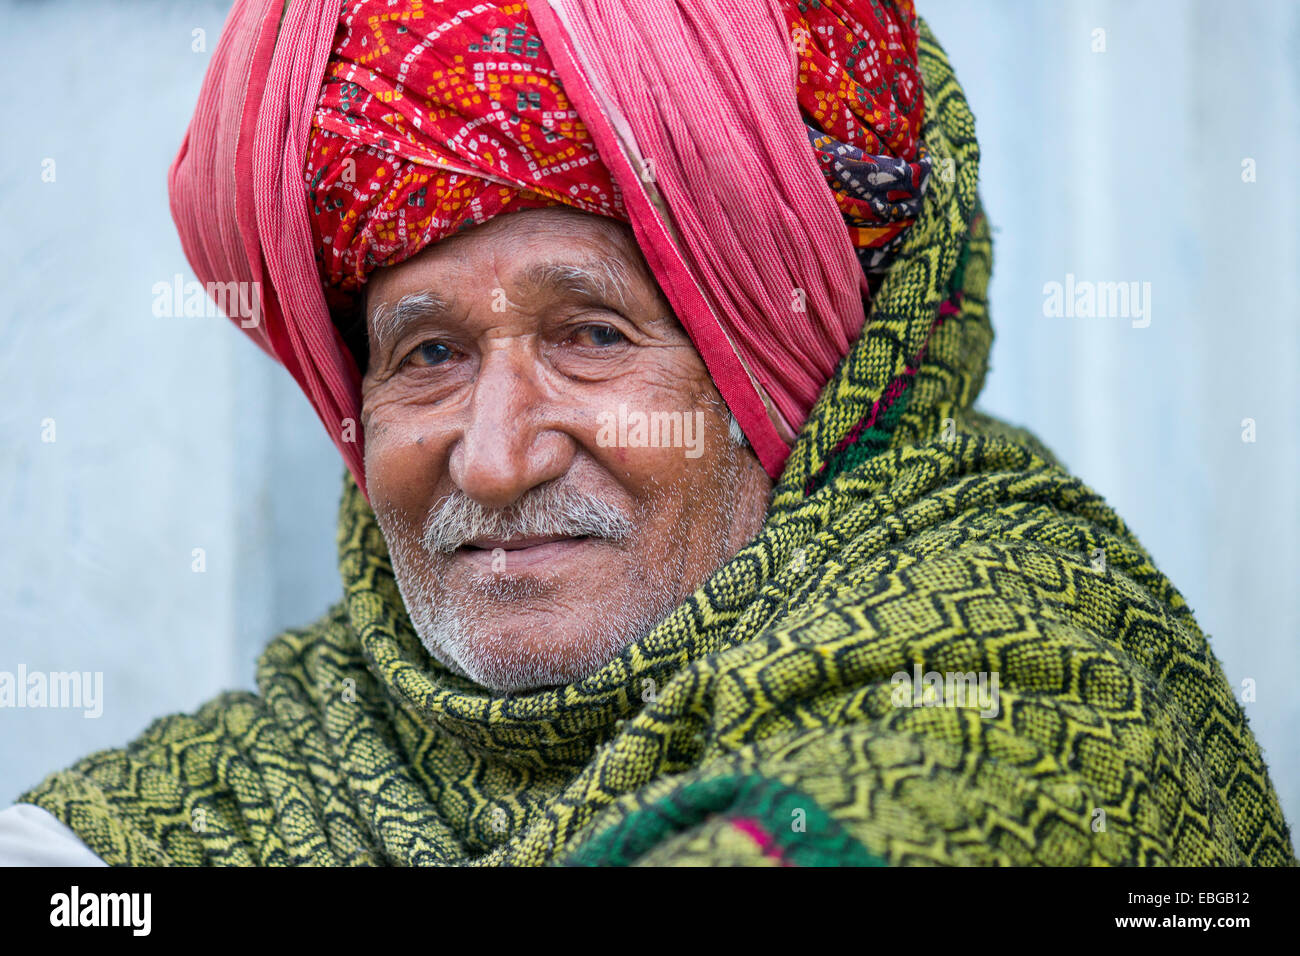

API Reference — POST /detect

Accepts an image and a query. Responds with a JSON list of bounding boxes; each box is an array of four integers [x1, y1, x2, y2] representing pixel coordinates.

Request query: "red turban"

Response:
[[170, 0, 928, 496], [306, 0, 925, 290]]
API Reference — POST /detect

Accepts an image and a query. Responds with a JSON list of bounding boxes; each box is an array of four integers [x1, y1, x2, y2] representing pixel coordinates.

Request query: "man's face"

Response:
[[361, 206, 772, 693]]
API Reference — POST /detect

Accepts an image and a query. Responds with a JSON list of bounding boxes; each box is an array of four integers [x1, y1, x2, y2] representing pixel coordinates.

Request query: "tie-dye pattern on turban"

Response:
[[169, 0, 930, 492], [306, 0, 928, 290]]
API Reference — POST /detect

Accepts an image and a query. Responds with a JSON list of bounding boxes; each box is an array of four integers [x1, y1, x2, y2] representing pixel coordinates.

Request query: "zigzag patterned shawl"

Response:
[[20, 23, 1295, 866]]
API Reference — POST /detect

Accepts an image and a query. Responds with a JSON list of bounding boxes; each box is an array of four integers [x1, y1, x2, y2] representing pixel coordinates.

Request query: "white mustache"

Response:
[[422, 483, 635, 554]]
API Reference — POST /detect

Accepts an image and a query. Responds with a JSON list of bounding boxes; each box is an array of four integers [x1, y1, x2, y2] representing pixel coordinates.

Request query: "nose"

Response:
[[447, 340, 576, 510]]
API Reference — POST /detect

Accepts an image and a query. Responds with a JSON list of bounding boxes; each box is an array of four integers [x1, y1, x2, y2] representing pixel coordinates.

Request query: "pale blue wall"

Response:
[[0, 0, 343, 805], [2, 0, 1296, 834], [921, 0, 1300, 831]]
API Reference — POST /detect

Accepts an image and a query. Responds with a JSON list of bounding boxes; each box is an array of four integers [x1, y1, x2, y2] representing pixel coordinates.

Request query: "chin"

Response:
[[414, 606, 654, 695]]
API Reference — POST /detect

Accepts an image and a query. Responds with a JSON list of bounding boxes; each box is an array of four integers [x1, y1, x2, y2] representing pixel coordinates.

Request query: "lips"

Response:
[[455, 535, 592, 571]]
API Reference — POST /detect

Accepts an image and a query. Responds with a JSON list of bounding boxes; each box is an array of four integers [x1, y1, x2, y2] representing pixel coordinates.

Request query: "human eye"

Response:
[[570, 323, 626, 348], [402, 340, 455, 368]]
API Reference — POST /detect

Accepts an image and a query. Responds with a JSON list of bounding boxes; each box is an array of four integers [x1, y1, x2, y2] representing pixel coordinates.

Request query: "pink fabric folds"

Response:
[[170, 0, 368, 495], [529, 0, 870, 476], [170, 0, 874, 493]]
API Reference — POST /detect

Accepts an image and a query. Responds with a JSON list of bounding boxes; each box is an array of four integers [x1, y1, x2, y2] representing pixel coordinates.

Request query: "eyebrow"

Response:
[[367, 255, 639, 358], [519, 258, 635, 314], [369, 289, 449, 358]]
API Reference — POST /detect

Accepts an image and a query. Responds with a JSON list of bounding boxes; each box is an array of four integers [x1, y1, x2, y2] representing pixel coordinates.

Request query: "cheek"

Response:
[[584, 415, 740, 515], [576, 347, 732, 484], [362, 402, 448, 514]]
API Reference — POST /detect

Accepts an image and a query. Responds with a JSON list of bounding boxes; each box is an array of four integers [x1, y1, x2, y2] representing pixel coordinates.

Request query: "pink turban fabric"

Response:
[[169, 0, 928, 496]]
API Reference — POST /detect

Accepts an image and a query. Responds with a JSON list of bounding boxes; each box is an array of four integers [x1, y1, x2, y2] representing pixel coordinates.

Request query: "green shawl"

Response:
[[20, 23, 1295, 866]]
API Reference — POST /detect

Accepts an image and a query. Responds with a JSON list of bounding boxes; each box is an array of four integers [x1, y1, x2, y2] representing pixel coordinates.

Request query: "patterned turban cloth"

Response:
[[305, 0, 929, 292]]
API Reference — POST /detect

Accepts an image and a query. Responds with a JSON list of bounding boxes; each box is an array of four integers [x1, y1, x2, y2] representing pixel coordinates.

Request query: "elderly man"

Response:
[[360, 204, 774, 692], [5, 0, 1294, 867]]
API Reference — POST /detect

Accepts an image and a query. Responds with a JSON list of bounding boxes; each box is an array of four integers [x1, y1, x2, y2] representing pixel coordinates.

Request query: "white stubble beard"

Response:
[[373, 437, 756, 695], [383, 530, 687, 693]]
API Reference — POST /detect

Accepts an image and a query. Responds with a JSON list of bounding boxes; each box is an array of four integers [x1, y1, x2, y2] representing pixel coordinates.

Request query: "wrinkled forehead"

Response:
[[350, 207, 668, 370], [364, 208, 651, 302]]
